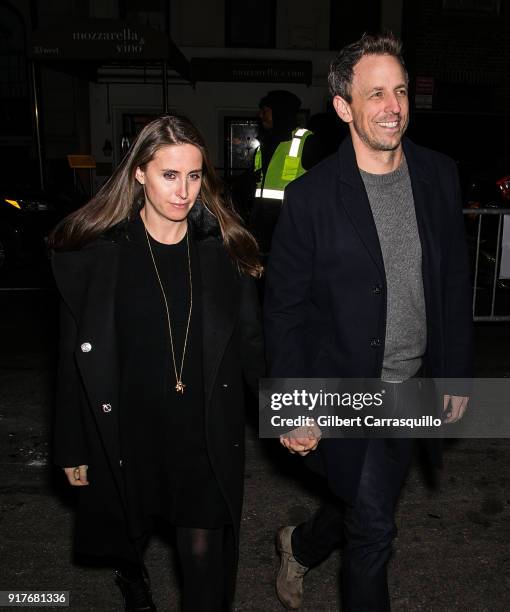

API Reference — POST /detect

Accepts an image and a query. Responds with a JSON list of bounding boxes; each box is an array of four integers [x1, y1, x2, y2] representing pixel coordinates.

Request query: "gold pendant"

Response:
[[175, 380, 185, 394]]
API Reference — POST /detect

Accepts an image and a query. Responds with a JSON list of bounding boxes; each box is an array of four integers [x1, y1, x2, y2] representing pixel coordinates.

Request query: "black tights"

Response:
[[117, 526, 227, 612], [176, 527, 225, 611]]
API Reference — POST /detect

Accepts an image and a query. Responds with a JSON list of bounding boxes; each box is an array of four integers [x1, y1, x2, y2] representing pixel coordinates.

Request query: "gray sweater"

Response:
[[360, 158, 426, 381]]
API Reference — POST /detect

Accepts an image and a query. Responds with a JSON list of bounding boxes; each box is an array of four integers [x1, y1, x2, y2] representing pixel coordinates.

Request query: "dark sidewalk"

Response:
[[1, 291, 510, 611]]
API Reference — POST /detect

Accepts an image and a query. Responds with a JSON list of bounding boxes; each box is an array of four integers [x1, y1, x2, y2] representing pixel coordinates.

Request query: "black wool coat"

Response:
[[264, 136, 474, 502], [52, 203, 265, 585]]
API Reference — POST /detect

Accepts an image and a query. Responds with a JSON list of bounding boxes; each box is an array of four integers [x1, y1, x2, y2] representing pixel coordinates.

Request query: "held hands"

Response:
[[280, 422, 322, 456], [443, 395, 469, 423], [63, 465, 89, 486]]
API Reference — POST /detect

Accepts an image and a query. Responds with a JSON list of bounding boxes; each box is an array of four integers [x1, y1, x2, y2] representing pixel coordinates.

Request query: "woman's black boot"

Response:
[[114, 568, 157, 612]]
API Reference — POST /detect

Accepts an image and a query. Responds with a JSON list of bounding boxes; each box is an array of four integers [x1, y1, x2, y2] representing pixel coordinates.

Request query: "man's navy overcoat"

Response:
[[264, 136, 474, 501]]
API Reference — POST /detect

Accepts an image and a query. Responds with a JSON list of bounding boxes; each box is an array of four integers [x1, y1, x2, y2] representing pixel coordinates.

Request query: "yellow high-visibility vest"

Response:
[[254, 128, 312, 200]]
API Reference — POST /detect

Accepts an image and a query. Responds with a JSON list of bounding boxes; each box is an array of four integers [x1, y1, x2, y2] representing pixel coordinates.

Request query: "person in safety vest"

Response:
[[249, 90, 322, 256]]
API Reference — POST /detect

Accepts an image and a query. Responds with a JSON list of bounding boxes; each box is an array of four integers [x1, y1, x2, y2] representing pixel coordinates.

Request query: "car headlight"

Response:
[[5, 199, 21, 209], [4, 198, 54, 212]]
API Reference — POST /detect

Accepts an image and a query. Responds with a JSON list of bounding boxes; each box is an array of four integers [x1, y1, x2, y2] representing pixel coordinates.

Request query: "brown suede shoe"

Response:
[[275, 526, 309, 609]]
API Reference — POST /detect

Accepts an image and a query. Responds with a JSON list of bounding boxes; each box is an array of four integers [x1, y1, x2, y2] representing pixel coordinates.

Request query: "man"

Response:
[[249, 90, 321, 255], [264, 33, 473, 610]]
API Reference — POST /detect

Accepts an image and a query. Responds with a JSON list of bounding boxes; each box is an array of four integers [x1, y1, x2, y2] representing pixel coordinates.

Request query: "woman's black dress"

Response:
[[116, 213, 229, 538]]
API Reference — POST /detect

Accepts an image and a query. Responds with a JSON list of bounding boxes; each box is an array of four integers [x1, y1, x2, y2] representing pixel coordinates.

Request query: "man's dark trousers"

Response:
[[291, 438, 414, 611]]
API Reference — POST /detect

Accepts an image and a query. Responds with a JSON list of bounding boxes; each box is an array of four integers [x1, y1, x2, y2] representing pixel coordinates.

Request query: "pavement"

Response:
[[1, 288, 510, 611]]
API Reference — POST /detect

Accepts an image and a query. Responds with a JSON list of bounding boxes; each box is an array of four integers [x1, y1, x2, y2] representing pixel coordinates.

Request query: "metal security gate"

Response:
[[463, 208, 510, 321]]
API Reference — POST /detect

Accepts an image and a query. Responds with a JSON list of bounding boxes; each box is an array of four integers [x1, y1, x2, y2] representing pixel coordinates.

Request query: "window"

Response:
[[225, 0, 276, 48], [329, 0, 382, 50], [119, 0, 168, 31]]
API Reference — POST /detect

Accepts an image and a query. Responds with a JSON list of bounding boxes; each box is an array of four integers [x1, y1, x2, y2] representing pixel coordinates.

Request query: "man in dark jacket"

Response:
[[264, 33, 473, 610]]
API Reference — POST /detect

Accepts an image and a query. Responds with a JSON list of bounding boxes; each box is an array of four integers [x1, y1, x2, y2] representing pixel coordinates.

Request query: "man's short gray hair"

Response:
[[328, 32, 408, 102]]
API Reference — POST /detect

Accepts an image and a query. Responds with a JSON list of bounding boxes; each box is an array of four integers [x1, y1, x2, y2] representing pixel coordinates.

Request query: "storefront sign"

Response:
[[191, 59, 313, 85], [442, 0, 500, 13], [415, 76, 434, 109], [30, 20, 170, 61]]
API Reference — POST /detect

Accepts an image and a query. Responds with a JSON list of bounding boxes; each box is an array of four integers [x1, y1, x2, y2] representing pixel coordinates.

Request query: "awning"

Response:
[[29, 19, 191, 82]]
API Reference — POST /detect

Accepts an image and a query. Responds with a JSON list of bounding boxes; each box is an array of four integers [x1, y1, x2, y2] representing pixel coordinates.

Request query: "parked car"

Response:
[[0, 188, 71, 275]]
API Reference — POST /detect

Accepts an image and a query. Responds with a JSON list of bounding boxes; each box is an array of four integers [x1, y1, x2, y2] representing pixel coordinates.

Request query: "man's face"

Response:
[[335, 54, 409, 153], [259, 106, 273, 130]]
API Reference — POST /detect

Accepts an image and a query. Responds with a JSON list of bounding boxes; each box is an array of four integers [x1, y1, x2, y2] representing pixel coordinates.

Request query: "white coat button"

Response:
[[102, 403, 112, 413], [81, 342, 92, 352]]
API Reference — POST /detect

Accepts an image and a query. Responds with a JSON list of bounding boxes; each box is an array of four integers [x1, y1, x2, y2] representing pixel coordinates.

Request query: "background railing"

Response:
[[463, 207, 510, 322]]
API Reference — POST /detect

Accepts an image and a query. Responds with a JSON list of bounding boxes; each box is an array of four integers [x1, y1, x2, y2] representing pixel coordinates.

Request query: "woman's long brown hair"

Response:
[[49, 115, 262, 278]]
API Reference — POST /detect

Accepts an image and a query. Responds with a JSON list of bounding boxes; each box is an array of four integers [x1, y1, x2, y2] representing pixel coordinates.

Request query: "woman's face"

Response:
[[135, 143, 203, 226]]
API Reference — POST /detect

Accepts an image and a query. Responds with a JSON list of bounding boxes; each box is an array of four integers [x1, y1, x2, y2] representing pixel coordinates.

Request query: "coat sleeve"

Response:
[[53, 296, 90, 468], [263, 186, 313, 377], [443, 159, 474, 381], [239, 275, 266, 395]]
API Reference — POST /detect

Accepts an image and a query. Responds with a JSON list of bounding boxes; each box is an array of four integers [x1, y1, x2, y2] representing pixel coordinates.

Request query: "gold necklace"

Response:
[[143, 224, 193, 394]]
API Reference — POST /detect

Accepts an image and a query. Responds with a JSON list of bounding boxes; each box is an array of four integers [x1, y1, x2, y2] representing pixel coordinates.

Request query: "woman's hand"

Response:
[[280, 422, 322, 456], [63, 465, 89, 486]]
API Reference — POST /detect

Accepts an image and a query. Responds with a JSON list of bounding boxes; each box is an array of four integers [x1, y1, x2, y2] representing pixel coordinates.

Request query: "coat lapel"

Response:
[[337, 138, 385, 276], [198, 239, 239, 408]]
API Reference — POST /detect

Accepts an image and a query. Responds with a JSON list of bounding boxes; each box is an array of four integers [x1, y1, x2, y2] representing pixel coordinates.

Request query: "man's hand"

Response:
[[443, 395, 469, 424], [63, 465, 89, 486], [280, 423, 322, 456]]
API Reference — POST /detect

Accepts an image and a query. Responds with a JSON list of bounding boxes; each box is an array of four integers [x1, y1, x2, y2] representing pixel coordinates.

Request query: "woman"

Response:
[[50, 115, 264, 612]]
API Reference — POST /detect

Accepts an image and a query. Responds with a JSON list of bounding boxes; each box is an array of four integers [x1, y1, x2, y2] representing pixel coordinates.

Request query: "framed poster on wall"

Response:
[[224, 117, 260, 179]]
